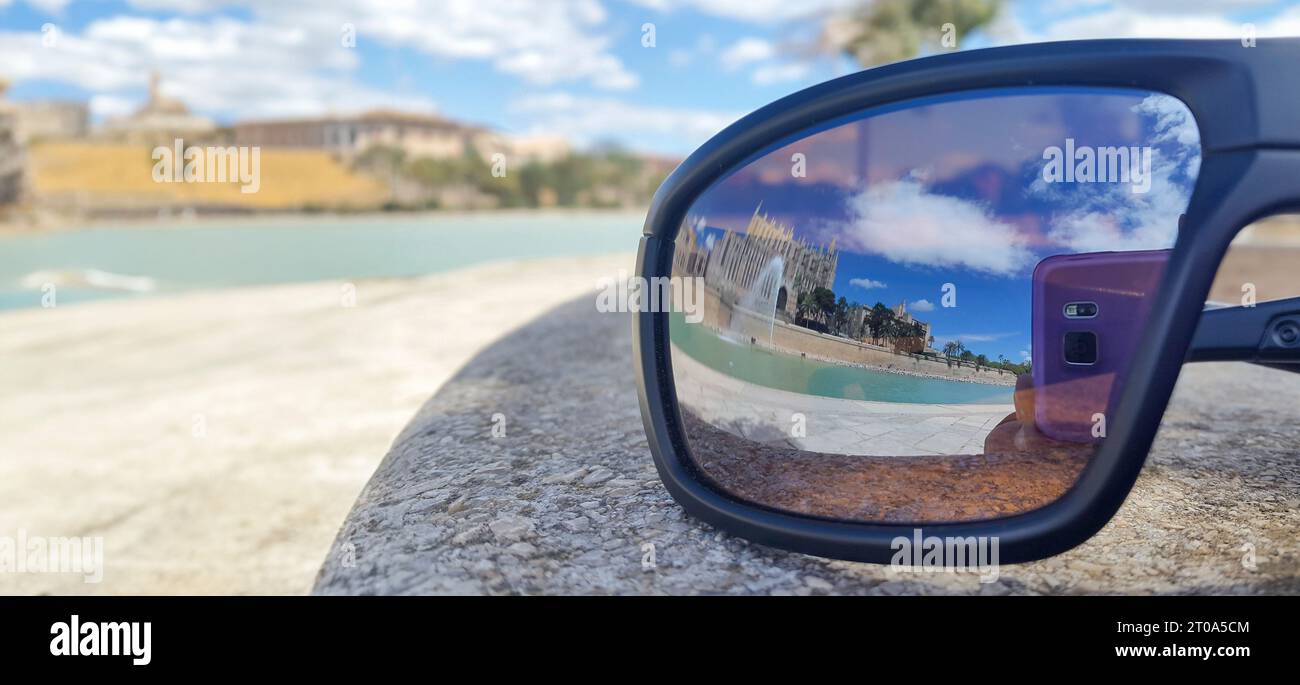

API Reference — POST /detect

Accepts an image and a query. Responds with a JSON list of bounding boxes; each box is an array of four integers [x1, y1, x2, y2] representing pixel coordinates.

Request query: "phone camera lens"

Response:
[[1273, 320, 1300, 347], [1063, 331, 1098, 365]]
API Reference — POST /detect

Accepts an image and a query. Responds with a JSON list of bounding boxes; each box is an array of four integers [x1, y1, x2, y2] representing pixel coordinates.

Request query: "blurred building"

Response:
[[496, 133, 570, 164], [233, 110, 569, 164], [99, 72, 216, 144], [891, 300, 934, 353], [235, 110, 469, 157], [10, 100, 89, 143]]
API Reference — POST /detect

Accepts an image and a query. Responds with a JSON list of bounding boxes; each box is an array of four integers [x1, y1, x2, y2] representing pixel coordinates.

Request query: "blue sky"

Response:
[[685, 86, 1200, 362], [3, 0, 1300, 155]]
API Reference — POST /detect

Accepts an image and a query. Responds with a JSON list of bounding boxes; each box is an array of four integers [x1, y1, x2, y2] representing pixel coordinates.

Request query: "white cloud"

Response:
[[719, 37, 813, 86], [848, 277, 887, 290], [1039, 94, 1201, 253], [1042, 10, 1240, 40], [263, 0, 638, 90], [627, 0, 854, 23], [909, 299, 935, 312], [834, 179, 1034, 276], [25, 0, 70, 13], [1033, 3, 1300, 42], [751, 62, 811, 85], [88, 94, 136, 119], [720, 37, 774, 70], [1047, 0, 1275, 15], [510, 93, 741, 153], [7, 0, 638, 110], [0, 15, 437, 120]]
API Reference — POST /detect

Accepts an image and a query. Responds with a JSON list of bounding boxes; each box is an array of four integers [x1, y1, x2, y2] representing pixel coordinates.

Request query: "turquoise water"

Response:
[[669, 313, 1013, 405], [0, 212, 642, 310]]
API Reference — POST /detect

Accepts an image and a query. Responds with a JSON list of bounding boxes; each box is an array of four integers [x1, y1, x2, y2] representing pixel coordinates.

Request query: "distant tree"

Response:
[[353, 144, 407, 199], [900, 321, 926, 353], [867, 302, 893, 343], [811, 287, 837, 323], [833, 296, 851, 335], [819, 0, 1004, 68], [388, 145, 657, 210], [517, 160, 549, 206]]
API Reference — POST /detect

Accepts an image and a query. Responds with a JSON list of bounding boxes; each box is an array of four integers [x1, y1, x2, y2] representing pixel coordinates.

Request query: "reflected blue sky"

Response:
[[687, 87, 1201, 362]]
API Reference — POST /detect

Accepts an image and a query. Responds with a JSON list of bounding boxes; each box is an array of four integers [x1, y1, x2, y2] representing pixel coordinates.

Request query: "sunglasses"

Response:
[[633, 38, 1300, 564]]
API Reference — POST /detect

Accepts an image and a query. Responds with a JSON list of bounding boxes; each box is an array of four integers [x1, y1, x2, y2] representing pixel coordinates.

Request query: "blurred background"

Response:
[[2, 1, 1298, 595], [7, 0, 1300, 231]]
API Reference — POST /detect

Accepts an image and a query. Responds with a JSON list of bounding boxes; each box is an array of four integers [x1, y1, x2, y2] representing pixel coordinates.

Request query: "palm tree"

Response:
[[818, 0, 1004, 68], [905, 321, 926, 353], [833, 296, 851, 336], [812, 287, 838, 327], [885, 316, 912, 351], [867, 302, 892, 344]]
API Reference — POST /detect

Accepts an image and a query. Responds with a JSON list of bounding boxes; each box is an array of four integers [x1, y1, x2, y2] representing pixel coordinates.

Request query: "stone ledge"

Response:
[[313, 294, 1300, 595]]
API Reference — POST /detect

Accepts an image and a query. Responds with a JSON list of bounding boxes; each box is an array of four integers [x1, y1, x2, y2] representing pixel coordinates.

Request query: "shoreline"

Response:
[[0, 206, 649, 237], [708, 293, 1018, 389], [775, 341, 1017, 388], [705, 321, 1017, 389]]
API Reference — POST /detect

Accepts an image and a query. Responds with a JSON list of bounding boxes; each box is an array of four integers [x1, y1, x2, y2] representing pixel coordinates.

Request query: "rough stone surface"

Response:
[[314, 296, 1300, 595]]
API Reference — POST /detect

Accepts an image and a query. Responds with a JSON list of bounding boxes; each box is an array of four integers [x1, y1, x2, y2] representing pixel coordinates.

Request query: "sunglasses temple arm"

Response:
[[1187, 296, 1300, 370]]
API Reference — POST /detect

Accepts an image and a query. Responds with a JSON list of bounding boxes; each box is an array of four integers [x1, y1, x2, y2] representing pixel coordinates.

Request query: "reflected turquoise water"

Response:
[[670, 313, 1012, 405], [0, 212, 641, 311]]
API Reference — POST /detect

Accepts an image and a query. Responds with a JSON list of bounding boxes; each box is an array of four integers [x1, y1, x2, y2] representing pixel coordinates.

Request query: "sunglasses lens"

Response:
[[668, 87, 1201, 523]]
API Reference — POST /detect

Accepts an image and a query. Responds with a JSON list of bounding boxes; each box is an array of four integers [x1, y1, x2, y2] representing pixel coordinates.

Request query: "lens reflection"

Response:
[[669, 87, 1200, 523]]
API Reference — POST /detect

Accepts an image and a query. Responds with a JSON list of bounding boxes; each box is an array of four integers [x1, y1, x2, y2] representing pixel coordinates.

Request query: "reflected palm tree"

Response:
[[866, 302, 892, 344]]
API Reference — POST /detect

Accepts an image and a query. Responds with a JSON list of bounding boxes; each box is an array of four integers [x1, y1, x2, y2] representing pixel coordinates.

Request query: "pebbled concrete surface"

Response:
[[314, 295, 1300, 595]]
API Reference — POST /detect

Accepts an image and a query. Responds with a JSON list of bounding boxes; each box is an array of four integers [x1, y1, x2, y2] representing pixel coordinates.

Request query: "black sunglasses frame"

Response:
[[634, 38, 1300, 564]]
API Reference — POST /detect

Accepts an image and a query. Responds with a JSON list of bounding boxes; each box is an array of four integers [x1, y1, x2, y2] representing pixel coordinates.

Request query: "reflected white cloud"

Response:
[[849, 277, 887, 290], [1039, 94, 1200, 253], [835, 179, 1034, 276]]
